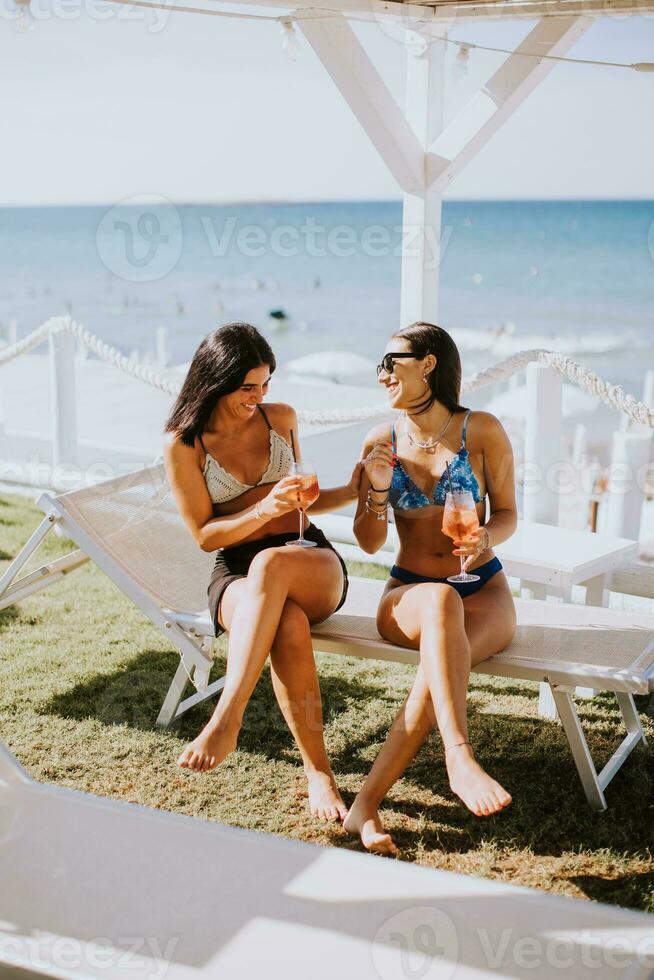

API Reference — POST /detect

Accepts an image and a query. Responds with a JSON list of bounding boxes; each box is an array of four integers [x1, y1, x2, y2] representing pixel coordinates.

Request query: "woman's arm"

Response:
[[456, 412, 518, 569], [352, 424, 394, 554], [273, 403, 362, 515], [163, 434, 302, 552], [305, 462, 363, 515]]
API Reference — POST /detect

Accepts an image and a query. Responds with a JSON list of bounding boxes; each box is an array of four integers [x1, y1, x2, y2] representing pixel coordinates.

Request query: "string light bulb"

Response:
[[279, 17, 301, 62], [12, 0, 34, 33], [452, 43, 470, 80]]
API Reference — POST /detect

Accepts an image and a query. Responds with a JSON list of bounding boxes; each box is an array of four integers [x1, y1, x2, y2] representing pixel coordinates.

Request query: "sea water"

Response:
[[1, 200, 652, 394]]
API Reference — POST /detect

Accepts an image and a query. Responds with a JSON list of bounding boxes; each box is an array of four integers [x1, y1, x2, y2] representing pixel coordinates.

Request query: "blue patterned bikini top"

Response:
[[389, 409, 483, 511]]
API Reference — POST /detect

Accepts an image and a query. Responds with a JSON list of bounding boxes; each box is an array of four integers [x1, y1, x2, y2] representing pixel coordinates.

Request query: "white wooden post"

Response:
[[604, 431, 651, 541], [523, 363, 563, 526], [572, 423, 587, 466], [156, 326, 169, 368], [643, 370, 654, 414], [400, 34, 446, 326], [49, 328, 78, 467], [0, 386, 5, 462]]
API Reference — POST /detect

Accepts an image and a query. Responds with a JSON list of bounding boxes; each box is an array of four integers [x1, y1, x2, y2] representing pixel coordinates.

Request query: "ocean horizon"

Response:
[[2, 199, 653, 397]]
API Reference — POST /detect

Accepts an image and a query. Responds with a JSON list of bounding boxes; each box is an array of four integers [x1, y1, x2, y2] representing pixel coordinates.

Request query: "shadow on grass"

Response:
[[42, 647, 387, 745], [569, 870, 654, 910], [0, 606, 21, 631], [469, 679, 540, 701]]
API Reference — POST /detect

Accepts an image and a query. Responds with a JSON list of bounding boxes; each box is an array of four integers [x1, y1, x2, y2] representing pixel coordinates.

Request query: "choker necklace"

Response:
[[404, 411, 453, 455]]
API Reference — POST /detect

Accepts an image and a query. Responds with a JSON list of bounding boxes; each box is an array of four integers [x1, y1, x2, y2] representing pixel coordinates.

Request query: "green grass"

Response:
[[1, 491, 653, 912]]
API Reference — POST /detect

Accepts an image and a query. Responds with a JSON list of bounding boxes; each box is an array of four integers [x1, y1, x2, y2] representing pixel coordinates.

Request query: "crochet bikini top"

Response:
[[199, 404, 295, 505]]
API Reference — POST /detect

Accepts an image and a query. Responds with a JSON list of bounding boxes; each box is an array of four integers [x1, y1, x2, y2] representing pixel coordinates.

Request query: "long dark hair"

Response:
[[393, 322, 466, 417], [165, 322, 276, 447]]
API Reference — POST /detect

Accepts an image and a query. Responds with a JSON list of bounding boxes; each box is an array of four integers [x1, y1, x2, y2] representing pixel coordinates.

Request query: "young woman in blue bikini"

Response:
[[344, 322, 518, 855]]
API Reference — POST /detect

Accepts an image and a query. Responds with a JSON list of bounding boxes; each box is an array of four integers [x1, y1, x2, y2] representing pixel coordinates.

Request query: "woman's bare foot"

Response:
[[177, 720, 239, 772], [306, 768, 348, 822], [343, 795, 399, 856], [445, 742, 512, 816]]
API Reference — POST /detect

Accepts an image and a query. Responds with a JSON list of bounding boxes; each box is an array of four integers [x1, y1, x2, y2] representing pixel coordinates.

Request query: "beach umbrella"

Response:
[[284, 350, 377, 382], [485, 382, 598, 420]]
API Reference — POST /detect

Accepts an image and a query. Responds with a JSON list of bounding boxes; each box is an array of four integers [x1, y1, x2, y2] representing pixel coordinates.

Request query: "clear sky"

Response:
[[1, 6, 653, 204]]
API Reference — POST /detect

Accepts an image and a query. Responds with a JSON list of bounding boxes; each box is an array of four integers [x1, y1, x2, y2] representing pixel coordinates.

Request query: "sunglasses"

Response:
[[376, 353, 416, 377]]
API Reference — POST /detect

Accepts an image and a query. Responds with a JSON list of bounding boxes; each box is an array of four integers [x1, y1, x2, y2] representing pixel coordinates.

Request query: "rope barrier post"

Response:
[[602, 430, 651, 541], [523, 362, 562, 526], [155, 326, 169, 369], [0, 385, 5, 461], [49, 323, 78, 467]]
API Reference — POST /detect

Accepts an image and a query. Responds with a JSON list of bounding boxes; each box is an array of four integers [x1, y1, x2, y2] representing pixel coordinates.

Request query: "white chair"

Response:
[[1, 465, 651, 810]]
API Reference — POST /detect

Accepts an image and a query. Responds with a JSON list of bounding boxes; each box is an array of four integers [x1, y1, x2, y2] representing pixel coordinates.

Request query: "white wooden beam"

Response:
[[427, 15, 592, 190], [297, 13, 426, 193], [407, 0, 654, 20], [200, 0, 653, 23], [400, 33, 447, 326], [200, 0, 437, 23]]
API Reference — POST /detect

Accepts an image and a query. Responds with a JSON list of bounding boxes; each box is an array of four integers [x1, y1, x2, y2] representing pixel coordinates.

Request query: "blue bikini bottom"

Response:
[[390, 556, 503, 598]]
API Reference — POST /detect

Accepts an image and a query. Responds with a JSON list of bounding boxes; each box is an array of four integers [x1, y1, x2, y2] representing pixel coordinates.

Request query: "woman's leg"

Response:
[[268, 599, 347, 821], [344, 574, 516, 852], [177, 546, 343, 773]]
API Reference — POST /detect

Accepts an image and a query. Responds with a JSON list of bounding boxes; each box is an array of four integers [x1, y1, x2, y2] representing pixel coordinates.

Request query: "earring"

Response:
[[423, 375, 429, 385]]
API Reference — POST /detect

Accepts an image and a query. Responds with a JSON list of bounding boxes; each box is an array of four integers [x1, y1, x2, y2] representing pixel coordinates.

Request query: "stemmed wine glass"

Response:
[[285, 461, 320, 548], [442, 490, 481, 584]]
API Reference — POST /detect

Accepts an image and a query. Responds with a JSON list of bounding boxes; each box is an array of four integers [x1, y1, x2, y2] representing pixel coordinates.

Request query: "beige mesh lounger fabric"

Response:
[[0, 464, 651, 811]]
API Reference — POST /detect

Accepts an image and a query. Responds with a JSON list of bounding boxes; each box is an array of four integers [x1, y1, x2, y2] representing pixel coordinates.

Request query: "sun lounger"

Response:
[[1, 740, 652, 980], [1, 465, 651, 811]]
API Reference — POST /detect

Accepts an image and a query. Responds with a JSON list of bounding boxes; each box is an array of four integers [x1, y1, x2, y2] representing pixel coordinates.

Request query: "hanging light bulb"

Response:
[[279, 17, 301, 62], [452, 43, 470, 81], [12, 0, 34, 33]]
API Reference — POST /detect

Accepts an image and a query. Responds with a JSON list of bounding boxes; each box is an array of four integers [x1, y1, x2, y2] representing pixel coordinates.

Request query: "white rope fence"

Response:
[[1, 315, 653, 428]]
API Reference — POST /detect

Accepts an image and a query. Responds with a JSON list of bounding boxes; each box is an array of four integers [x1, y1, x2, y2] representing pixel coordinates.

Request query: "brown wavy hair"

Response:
[[164, 322, 276, 447]]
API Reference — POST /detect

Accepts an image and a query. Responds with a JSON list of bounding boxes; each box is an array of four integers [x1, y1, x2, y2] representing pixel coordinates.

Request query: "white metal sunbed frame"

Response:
[[1, 465, 652, 812], [2, 740, 653, 980]]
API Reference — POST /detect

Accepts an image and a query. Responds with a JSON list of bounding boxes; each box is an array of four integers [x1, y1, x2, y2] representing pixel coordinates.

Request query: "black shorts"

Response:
[[207, 523, 349, 637]]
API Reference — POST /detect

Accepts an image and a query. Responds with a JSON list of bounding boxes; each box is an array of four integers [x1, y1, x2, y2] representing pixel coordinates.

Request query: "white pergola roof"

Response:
[[185, 0, 653, 324], [221, 0, 654, 20]]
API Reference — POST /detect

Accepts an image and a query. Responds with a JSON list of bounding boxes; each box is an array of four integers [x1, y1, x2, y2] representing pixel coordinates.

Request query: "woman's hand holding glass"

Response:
[[452, 526, 490, 570], [259, 476, 305, 520], [362, 441, 394, 491], [442, 491, 482, 584]]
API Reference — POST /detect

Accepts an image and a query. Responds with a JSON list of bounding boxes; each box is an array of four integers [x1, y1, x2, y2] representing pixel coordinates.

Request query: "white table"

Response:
[[496, 521, 638, 716], [496, 520, 638, 607]]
